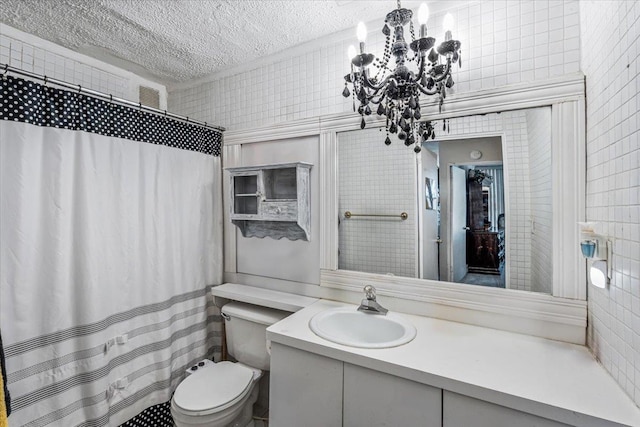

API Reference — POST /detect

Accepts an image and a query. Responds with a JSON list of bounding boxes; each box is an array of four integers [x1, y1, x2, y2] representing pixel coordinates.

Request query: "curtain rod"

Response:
[[2, 63, 225, 132]]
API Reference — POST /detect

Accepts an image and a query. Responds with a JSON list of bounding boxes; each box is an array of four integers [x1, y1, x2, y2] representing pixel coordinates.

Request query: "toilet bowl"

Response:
[[171, 361, 261, 427], [171, 301, 289, 427]]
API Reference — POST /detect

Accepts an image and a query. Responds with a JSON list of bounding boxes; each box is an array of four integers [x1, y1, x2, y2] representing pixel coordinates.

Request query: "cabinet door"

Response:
[[230, 172, 260, 218], [343, 363, 442, 427], [269, 343, 343, 427], [443, 391, 571, 427]]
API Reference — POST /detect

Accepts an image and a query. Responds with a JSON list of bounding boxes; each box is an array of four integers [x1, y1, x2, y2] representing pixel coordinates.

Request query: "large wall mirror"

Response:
[[320, 76, 586, 316], [338, 107, 553, 294]]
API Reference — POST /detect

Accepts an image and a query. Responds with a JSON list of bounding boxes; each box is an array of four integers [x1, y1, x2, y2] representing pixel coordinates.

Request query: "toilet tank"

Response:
[[221, 302, 290, 371]]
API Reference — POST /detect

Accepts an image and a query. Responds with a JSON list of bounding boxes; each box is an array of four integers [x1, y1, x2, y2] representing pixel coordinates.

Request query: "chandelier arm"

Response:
[[357, 83, 386, 103], [362, 93, 380, 104], [430, 59, 453, 83], [416, 84, 440, 96], [361, 73, 393, 92], [363, 89, 388, 104], [415, 54, 428, 82], [359, 86, 386, 103], [370, 93, 387, 105]]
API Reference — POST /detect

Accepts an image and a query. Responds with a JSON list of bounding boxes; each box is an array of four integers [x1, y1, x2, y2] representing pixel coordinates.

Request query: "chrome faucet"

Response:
[[357, 285, 388, 315]]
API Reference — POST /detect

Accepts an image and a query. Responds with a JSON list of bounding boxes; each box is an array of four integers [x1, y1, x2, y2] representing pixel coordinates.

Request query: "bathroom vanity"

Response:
[[267, 300, 640, 427]]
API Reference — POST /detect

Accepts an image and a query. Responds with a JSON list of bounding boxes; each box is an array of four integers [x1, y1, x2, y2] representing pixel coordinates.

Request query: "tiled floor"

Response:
[[460, 272, 505, 288]]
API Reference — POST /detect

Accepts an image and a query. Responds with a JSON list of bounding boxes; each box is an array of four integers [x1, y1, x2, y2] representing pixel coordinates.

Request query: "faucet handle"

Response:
[[363, 285, 376, 300]]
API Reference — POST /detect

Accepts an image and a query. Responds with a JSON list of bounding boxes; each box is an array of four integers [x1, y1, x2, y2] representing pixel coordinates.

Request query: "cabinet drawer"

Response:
[[259, 201, 298, 221]]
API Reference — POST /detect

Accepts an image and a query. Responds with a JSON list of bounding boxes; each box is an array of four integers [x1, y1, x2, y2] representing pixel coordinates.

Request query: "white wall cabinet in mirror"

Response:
[[227, 162, 312, 241]]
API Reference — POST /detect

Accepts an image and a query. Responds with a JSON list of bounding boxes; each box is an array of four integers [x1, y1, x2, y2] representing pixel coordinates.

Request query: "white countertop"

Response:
[[267, 299, 640, 427]]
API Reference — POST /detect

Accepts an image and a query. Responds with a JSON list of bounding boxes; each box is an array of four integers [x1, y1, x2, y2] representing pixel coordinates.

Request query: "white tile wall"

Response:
[[0, 24, 168, 107], [581, 0, 640, 406], [0, 33, 130, 99], [168, 0, 581, 132], [501, 111, 533, 292], [526, 107, 553, 294], [338, 128, 417, 277]]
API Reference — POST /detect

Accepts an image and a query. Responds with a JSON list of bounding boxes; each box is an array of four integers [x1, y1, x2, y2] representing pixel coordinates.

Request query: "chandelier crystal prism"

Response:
[[342, 1, 461, 153]]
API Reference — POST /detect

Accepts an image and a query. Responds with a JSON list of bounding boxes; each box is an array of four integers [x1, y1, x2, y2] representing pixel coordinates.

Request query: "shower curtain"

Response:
[[0, 76, 223, 426]]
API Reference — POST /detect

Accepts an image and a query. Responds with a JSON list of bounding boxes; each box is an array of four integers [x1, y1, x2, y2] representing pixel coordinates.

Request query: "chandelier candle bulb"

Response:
[[357, 22, 367, 53], [417, 3, 429, 38], [348, 45, 357, 62], [443, 13, 454, 41]]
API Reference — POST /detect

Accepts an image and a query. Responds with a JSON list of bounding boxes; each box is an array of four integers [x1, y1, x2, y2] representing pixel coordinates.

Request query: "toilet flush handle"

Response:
[[221, 312, 230, 321]]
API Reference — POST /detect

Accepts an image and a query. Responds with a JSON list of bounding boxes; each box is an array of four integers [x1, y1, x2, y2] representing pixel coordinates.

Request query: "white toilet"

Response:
[[171, 302, 289, 427]]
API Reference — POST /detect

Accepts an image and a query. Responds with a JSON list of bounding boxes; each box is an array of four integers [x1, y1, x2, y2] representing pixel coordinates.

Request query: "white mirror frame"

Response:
[[224, 73, 587, 344]]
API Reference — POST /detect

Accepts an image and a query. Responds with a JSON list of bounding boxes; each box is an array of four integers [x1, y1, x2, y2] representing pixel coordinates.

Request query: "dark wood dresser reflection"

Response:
[[467, 230, 504, 274]]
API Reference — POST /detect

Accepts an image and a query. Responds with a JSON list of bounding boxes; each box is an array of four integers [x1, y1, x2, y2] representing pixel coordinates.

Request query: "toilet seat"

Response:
[[173, 361, 255, 416]]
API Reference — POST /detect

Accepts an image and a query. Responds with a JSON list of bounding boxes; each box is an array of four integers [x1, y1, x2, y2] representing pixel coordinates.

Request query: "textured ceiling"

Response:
[[1, 0, 442, 85]]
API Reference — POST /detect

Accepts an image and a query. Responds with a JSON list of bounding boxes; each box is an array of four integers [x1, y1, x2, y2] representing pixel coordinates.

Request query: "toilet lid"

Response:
[[173, 362, 254, 414]]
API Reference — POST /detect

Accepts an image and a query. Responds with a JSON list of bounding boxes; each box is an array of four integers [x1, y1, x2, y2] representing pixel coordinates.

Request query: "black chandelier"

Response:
[[342, 1, 461, 153]]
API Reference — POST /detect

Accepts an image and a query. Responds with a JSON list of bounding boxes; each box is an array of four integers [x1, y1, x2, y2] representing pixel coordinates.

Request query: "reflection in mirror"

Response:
[[338, 107, 553, 294], [425, 136, 505, 287]]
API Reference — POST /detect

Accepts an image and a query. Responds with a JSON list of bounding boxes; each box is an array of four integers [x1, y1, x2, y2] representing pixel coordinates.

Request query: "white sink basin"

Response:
[[309, 307, 417, 349]]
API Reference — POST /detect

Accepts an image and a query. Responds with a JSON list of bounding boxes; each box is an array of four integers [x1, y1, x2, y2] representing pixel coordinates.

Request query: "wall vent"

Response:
[[138, 86, 160, 109]]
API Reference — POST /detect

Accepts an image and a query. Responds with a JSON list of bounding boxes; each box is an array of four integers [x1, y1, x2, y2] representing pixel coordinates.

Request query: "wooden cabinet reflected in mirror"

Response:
[[465, 168, 505, 288]]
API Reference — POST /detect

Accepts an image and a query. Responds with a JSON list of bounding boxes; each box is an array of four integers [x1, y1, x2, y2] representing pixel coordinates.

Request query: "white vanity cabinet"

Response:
[[443, 392, 571, 427], [269, 343, 343, 427], [270, 344, 575, 427], [227, 162, 311, 241], [267, 300, 640, 427], [343, 363, 442, 427], [269, 343, 442, 427]]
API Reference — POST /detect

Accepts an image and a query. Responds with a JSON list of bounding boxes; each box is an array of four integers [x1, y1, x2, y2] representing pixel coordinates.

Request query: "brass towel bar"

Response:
[[344, 211, 408, 220]]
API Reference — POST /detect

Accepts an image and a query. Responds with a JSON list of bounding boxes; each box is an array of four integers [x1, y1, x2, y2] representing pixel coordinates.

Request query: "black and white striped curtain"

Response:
[[0, 76, 224, 426]]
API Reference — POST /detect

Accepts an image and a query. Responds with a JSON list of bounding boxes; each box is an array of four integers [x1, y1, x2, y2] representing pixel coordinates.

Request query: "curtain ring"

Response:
[[3, 64, 8, 75], [109, 94, 113, 104], [164, 110, 167, 117], [77, 84, 82, 93], [43, 75, 48, 85]]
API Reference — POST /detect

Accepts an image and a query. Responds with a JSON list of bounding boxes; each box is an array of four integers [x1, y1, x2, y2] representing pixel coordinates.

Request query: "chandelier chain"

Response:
[[409, 21, 415, 43], [373, 32, 394, 81]]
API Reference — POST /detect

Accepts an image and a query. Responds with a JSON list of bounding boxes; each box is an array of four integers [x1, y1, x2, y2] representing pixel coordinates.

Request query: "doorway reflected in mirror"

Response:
[[338, 106, 553, 294]]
